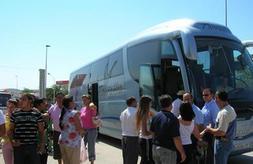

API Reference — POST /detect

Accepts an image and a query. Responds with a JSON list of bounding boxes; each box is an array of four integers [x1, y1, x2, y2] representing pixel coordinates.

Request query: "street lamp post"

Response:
[[45, 45, 51, 98], [48, 72, 56, 102], [225, 0, 227, 27], [15, 75, 18, 89]]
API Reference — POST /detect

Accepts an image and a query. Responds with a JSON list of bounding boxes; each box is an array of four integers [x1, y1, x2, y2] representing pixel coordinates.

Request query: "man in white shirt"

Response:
[[172, 90, 185, 117], [120, 97, 138, 164]]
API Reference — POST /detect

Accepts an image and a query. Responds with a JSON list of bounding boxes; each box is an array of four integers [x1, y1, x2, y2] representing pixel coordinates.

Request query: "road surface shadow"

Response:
[[97, 134, 253, 164], [228, 154, 253, 164], [97, 134, 122, 149]]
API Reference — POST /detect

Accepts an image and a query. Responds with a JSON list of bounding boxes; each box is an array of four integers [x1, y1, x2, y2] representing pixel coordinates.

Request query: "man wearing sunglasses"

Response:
[[201, 88, 219, 164]]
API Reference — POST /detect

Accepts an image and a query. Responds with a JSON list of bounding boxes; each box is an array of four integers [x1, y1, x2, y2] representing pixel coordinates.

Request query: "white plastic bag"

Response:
[[80, 138, 87, 163]]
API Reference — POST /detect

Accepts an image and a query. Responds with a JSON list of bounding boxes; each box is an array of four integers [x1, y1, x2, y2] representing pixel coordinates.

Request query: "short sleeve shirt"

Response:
[[192, 104, 204, 125], [59, 110, 81, 148], [150, 110, 180, 150], [120, 107, 138, 136], [202, 99, 219, 127], [172, 98, 182, 117], [216, 105, 237, 133], [10, 109, 43, 145], [80, 106, 97, 129], [48, 104, 62, 132]]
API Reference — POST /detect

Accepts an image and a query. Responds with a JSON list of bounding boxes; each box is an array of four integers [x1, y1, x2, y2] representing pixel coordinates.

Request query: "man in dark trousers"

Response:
[[120, 97, 139, 164]]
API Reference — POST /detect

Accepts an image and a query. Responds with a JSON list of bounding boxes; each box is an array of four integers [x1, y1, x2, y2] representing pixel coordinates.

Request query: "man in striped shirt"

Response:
[[8, 93, 45, 164]]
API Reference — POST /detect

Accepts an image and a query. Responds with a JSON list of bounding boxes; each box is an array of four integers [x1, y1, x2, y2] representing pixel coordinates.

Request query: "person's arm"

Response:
[[74, 112, 85, 135], [173, 137, 186, 163], [171, 117, 186, 162], [205, 127, 226, 137], [8, 122, 21, 147], [37, 120, 45, 153], [197, 108, 205, 131], [211, 103, 219, 126], [0, 123, 5, 137], [192, 125, 202, 141], [90, 104, 101, 127], [149, 117, 155, 137], [7, 122, 14, 141]]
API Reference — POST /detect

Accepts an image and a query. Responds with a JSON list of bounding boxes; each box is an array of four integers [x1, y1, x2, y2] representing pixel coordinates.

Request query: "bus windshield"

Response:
[[186, 37, 253, 104]]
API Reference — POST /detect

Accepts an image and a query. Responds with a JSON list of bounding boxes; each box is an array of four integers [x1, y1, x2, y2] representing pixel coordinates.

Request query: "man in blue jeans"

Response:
[[205, 91, 237, 164]]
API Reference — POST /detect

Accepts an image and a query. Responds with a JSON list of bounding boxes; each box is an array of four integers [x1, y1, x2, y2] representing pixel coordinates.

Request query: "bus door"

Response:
[[88, 83, 99, 113], [160, 40, 184, 100], [139, 64, 161, 110], [160, 58, 184, 99]]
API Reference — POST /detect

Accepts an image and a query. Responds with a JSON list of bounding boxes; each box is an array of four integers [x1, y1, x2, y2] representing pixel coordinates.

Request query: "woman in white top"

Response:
[[178, 102, 201, 164], [136, 95, 155, 164]]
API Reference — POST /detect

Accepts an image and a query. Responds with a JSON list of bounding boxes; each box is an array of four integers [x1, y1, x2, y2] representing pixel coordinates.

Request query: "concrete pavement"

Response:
[[1, 138, 253, 164], [0, 140, 122, 164]]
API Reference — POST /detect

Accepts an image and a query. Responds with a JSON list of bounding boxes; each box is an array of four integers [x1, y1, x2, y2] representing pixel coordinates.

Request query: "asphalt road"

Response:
[[1, 136, 253, 164]]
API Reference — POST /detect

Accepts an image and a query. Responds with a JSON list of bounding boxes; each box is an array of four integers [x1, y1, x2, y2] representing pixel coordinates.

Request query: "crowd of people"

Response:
[[0, 93, 100, 164], [0, 88, 237, 164], [120, 88, 237, 164]]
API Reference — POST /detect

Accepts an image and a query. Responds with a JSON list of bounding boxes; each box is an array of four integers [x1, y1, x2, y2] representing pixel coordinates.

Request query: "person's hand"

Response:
[[89, 103, 97, 110], [180, 152, 186, 163], [79, 129, 86, 137], [206, 124, 211, 128], [205, 127, 212, 133], [200, 129, 206, 137]]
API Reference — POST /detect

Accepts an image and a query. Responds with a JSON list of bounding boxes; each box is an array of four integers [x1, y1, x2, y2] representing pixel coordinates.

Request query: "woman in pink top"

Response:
[[80, 95, 98, 164]]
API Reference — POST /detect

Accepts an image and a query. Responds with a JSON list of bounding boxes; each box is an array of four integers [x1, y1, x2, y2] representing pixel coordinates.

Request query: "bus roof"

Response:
[[71, 19, 240, 74], [128, 19, 240, 46]]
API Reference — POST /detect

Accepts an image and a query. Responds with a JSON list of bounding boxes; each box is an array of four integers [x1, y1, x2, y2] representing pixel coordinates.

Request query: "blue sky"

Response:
[[0, 0, 252, 90]]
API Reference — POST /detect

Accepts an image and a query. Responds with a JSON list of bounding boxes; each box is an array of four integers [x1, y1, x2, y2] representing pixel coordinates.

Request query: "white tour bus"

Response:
[[69, 19, 253, 155]]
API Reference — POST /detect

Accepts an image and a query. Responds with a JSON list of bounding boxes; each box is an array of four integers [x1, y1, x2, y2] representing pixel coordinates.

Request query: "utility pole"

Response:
[[225, 0, 227, 27], [45, 45, 51, 98]]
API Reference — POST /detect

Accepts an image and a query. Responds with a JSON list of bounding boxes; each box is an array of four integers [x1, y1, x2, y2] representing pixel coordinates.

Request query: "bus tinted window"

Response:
[[90, 57, 109, 82], [161, 41, 176, 57], [108, 49, 123, 77], [127, 40, 160, 80]]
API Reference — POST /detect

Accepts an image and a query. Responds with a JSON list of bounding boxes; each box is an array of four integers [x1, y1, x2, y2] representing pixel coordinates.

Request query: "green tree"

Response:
[[22, 88, 34, 94], [46, 84, 68, 103]]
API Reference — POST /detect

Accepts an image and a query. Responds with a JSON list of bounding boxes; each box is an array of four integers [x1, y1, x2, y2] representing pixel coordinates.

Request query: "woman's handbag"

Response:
[[93, 116, 102, 128]]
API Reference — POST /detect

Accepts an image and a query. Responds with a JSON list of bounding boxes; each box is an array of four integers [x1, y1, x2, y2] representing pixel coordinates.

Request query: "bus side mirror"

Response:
[[181, 33, 197, 60], [242, 40, 253, 59]]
